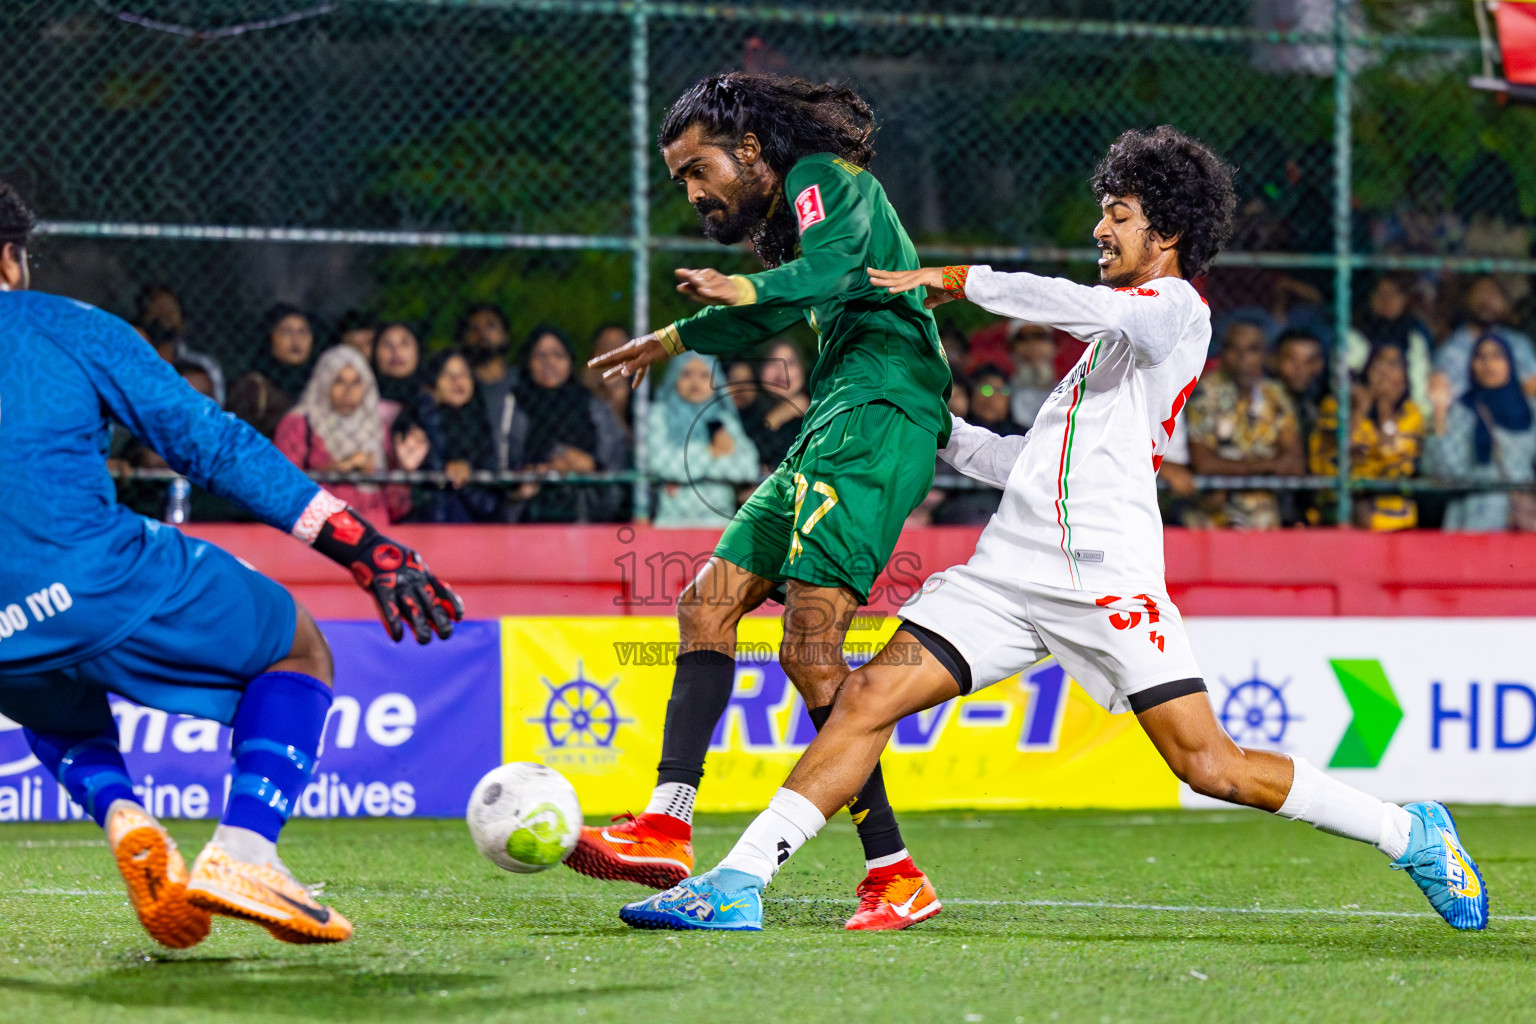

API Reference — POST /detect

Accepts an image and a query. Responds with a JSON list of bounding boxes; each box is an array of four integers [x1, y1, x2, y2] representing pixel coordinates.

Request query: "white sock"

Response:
[[644, 782, 696, 826], [865, 849, 911, 872], [1276, 756, 1413, 860], [716, 788, 827, 886], [212, 824, 278, 866]]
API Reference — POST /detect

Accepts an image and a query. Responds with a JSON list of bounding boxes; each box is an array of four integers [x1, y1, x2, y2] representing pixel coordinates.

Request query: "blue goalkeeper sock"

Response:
[[222, 671, 333, 842], [26, 727, 138, 827]]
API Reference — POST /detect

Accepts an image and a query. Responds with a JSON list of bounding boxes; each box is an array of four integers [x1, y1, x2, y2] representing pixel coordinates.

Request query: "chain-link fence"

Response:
[[6, 1, 1536, 529]]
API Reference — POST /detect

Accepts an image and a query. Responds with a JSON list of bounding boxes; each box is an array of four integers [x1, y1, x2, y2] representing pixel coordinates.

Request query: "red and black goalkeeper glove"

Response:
[[312, 506, 464, 643]]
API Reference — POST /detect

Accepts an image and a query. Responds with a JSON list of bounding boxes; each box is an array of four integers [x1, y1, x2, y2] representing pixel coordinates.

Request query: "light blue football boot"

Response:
[[1391, 801, 1488, 931], [619, 872, 763, 932]]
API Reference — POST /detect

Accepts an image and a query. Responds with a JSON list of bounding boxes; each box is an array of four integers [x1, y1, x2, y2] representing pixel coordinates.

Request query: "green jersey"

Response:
[[658, 153, 952, 449]]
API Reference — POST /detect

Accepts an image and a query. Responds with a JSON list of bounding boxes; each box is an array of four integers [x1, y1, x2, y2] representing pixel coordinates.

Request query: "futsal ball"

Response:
[[465, 762, 583, 873]]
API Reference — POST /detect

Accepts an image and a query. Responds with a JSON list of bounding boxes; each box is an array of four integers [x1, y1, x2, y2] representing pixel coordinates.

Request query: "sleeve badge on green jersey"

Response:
[[794, 184, 825, 233]]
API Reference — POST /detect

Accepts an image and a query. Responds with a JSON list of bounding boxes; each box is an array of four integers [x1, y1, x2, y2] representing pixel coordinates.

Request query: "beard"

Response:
[[1098, 232, 1159, 288], [694, 164, 793, 267]]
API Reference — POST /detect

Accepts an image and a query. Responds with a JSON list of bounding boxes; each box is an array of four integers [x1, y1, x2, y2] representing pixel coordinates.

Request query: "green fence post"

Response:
[[1333, 0, 1354, 527], [630, 0, 652, 523]]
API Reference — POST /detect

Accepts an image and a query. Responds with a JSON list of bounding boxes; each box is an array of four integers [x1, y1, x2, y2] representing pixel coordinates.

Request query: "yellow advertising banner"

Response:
[[501, 615, 1179, 815]]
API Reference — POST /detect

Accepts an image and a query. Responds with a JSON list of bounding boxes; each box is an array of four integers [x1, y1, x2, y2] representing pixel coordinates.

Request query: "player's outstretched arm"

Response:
[[596, 306, 805, 374], [872, 264, 1180, 366], [50, 297, 463, 643], [940, 413, 1027, 490], [864, 266, 958, 309]]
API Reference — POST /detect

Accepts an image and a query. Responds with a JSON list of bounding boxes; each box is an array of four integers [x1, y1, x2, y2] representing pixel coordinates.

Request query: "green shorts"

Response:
[[715, 401, 937, 603]]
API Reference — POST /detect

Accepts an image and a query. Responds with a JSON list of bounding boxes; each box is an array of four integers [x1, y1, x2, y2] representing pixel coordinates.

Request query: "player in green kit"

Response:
[[578, 73, 951, 930]]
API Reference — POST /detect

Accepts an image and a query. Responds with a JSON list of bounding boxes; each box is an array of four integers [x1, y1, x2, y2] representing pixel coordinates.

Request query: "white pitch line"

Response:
[[12, 888, 1529, 923], [780, 896, 1535, 922]]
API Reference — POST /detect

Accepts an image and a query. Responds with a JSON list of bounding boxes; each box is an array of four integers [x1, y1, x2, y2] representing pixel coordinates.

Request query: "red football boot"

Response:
[[565, 812, 692, 890], [844, 857, 942, 931]]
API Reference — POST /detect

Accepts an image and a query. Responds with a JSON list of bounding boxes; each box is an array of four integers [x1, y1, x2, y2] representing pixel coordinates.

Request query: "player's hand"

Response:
[[867, 266, 957, 309], [312, 505, 464, 644], [674, 267, 744, 306], [587, 333, 668, 389]]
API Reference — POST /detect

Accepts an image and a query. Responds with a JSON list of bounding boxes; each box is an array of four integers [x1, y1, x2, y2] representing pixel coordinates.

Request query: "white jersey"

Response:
[[942, 267, 1210, 591]]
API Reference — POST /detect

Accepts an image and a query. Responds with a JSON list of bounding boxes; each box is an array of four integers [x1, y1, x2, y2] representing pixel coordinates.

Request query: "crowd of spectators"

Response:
[[918, 262, 1536, 535], [112, 289, 782, 528], [114, 250, 1536, 533]]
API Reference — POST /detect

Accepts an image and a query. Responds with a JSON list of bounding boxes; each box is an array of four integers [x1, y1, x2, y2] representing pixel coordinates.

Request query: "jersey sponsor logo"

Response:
[[830, 156, 864, 176], [794, 184, 826, 233]]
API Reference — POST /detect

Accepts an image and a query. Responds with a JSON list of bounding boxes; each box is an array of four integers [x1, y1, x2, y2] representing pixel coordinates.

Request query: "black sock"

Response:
[[656, 650, 736, 788], [807, 704, 907, 862]]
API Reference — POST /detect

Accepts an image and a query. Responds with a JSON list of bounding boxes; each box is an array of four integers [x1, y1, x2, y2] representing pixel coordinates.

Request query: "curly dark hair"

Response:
[[659, 73, 877, 267], [1090, 126, 1235, 279], [0, 178, 36, 245]]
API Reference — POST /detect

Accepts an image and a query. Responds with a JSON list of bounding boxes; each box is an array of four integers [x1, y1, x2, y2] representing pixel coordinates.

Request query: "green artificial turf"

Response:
[[0, 808, 1531, 1023]]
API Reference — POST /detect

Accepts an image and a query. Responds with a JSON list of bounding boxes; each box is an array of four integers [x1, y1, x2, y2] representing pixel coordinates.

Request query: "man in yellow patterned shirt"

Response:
[[1185, 319, 1304, 528]]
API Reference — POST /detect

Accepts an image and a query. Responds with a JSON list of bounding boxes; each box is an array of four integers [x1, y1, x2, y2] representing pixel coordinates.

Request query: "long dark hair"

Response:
[[659, 72, 877, 267], [1360, 343, 1409, 426]]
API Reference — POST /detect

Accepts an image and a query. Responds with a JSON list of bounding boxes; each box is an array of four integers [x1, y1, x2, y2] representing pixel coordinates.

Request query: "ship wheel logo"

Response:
[[1217, 664, 1300, 747], [532, 662, 631, 748]]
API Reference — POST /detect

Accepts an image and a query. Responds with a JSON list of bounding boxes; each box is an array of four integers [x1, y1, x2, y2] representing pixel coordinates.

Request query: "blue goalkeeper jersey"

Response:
[[0, 290, 321, 673]]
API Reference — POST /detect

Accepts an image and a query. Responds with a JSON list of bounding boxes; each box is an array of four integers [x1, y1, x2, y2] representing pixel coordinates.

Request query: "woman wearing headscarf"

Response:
[[646, 352, 759, 527], [273, 345, 410, 523], [413, 349, 503, 523], [507, 325, 629, 522], [1424, 333, 1536, 530], [372, 321, 426, 405], [227, 303, 317, 436]]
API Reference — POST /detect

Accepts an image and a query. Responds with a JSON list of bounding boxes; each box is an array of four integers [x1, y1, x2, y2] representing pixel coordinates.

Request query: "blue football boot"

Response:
[[619, 874, 763, 932], [1391, 801, 1488, 930]]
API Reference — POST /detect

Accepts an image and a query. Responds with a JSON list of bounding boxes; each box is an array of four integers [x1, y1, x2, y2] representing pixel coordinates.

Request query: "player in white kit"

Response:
[[619, 126, 1487, 935]]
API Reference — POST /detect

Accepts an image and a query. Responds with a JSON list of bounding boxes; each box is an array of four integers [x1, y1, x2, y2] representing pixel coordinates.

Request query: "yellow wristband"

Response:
[[728, 275, 758, 306], [656, 323, 685, 356]]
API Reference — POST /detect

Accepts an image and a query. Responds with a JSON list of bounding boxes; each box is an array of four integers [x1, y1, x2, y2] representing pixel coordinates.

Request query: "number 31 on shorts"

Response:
[[1095, 593, 1166, 652], [788, 473, 839, 564]]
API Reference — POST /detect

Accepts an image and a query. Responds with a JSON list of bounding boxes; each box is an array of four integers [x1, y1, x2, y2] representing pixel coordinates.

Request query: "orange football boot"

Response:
[[844, 863, 942, 931], [185, 843, 352, 944], [565, 812, 692, 890], [106, 802, 211, 949]]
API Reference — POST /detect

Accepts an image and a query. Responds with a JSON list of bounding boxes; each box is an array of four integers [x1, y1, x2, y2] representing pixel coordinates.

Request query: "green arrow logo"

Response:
[[1328, 659, 1402, 768]]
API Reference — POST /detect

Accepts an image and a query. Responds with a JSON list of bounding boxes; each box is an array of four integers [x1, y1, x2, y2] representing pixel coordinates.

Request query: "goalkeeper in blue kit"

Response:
[[0, 183, 462, 947]]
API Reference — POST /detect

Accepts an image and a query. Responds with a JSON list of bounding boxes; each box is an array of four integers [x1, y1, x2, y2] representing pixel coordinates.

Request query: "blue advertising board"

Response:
[[0, 620, 502, 821]]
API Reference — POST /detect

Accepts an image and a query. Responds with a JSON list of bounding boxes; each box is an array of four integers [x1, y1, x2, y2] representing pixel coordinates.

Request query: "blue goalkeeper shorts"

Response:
[[0, 537, 297, 733]]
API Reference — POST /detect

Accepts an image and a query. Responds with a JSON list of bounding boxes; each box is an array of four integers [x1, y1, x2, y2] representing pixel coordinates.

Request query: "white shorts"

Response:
[[898, 564, 1204, 715]]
